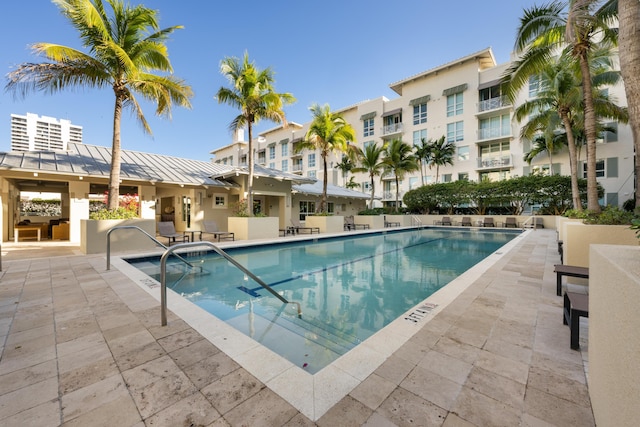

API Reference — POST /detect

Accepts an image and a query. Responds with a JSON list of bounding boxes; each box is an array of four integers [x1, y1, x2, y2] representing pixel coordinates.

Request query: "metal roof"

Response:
[[0, 143, 314, 188], [292, 181, 374, 200]]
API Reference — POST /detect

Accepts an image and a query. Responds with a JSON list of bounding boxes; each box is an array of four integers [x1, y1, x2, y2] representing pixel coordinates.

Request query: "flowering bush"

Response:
[[231, 199, 266, 217], [90, 192, 139, 219]]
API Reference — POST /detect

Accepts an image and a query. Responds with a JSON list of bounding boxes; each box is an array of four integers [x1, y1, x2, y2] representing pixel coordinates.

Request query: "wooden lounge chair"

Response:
[[434, 216, 452, 226], [344, 215, 370, 231], [457, 216, 472, 226], [290, 218, 320, 234], [481, 217, 496, 227], [157, 221, 188, 246], [200, 220, 234, 242], [502, 217, 518, 228]]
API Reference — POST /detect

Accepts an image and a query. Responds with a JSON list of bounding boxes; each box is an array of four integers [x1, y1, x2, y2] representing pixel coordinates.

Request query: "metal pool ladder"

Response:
[[159, 241, 302, 326]]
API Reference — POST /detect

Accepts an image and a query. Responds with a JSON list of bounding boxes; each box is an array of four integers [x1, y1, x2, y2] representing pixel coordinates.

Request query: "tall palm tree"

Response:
[[523, 132, 566, 174], [429, 136, 456, 183], [5, 0, 193, 210], [296, 104, 356, 213], [506, 0, 618, 212], [216, 52, 295, 216], [352, 142, 386, 209], [382, 139, 419, 212], [336, 155, 355, 187], [618, 0, 640, 206], [413, 138, 433, 185]]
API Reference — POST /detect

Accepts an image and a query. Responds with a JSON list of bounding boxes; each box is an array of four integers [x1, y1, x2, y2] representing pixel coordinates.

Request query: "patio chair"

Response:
[[535, 217, 545, 229], [457, 217, 472, 226], [157, 221, 188, 246], [434, 216, 452, 226], [201, 220, 234, 242], [291, 218, 320, 234], [481, 217, 496, 227], [344, 215, 370, 231], [502, 217, 519, 228]]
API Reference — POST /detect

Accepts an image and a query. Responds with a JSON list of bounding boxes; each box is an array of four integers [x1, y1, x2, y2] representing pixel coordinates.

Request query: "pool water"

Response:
[[127, 228, 519, 373]]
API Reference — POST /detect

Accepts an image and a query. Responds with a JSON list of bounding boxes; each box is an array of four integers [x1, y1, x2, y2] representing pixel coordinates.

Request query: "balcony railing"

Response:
[[292, 164, 303, 172], [477, 127, 512, 141], [382, 123, 404, 136], [477, 96, 511, 113], [383, 190, 405, 200], [476, 154, 513, 169]]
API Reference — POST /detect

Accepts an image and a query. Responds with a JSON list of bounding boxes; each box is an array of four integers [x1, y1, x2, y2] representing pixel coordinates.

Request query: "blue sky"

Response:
[[1, 0, 536, 161]]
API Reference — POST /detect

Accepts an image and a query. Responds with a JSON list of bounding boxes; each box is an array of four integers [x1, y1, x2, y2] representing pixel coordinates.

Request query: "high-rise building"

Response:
[[10, 112, 82, 152]]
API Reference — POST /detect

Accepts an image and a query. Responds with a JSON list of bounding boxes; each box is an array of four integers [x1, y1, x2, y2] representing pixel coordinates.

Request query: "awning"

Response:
[[360, 112, 376, 121], [478, 79, 502, 91], [381, 108, 402, 118], [442, 83, 468, 96], [409, 95, 431, 106]]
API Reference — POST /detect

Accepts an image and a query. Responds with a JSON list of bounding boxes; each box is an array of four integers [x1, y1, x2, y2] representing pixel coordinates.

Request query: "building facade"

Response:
[[10, 112, 83, 152], [211, 47, 633, 210]]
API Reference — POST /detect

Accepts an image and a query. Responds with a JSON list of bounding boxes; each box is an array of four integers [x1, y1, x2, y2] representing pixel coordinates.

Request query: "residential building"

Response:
[[211, 47, 634, 209], [10, 112, 82, 152]]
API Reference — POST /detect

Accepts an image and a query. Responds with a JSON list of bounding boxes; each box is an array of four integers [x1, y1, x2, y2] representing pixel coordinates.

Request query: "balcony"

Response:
[[382, 190, 405, 200], [477, 127, 512, 141], [477, 96, 511, 114], [292, 164, 303, 174], [381, 123, 404, 138], [476, 154, 513, 170]]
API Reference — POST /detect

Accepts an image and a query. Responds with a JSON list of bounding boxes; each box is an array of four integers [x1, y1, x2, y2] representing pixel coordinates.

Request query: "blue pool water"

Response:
[[126, 227, 519, 373]]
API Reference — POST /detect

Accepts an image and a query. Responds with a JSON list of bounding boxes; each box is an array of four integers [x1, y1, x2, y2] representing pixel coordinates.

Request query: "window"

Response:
[[446, 93, 463, 117], [413, 129, 427, 146], [327, 202, 334, 214], [281, 159, 288, 172], [457, 146, 469, 161], [479, 115, 511, 139], [363, 141, 375, 150], [364, 118, 374, 137], [307, 170, 316, 178], [268, 146, 275, 160], [582, 158, 618, 178], [362, 181, 371, 192], [447, 121, 464, 142], [582, 159, 605, 178], [213, 194, 227, 208], [409, 177, 419, 189], [299, 200, 316, 221], [529, 74, 541, 97], [413, 103, 427, 125], [269, 162, 275, 169], [598, 122, 618, 143], [442, 174, 452, 183], [308, 153, 316, 168], [281, 143, 288, 156], [458, 172, 469, 181]]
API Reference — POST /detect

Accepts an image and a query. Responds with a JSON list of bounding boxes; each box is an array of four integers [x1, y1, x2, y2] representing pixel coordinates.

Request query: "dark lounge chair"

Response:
[[157, 221, 188, 246], [481, 217, 496, 227], [434, 216, 452, 226], [502, 217, 519, 228], [457, 216, 472, 226], [291, 218, 320, 234], [201, 220, 234, 242], [344, 215, 369, 231]]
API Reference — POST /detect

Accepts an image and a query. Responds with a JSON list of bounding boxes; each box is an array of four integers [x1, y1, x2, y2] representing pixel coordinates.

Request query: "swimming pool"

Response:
[[126, 227, 520, 374]]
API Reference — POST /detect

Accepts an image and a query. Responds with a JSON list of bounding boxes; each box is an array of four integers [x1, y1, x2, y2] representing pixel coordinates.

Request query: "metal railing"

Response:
[[411, 215, 423, 227], [106, 225, 199, 272], [160, 241, 302, 325]]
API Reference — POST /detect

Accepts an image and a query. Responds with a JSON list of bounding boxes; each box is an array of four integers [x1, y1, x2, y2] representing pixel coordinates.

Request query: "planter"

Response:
[[563, 222, 638, 267], [228, 216, 279, 240], [354, 215, 384, 230], [305, 215, 344, 233], [81, 219, 156, 254]]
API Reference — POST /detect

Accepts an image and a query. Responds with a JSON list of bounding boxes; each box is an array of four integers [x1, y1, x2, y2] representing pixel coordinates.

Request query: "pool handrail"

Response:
[[159, 241, 302, 326], [106, 225, 200, 272]]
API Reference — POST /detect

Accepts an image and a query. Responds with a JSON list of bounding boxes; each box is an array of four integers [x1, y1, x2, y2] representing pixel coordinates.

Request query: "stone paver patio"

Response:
[[0, 229, 593, 426]]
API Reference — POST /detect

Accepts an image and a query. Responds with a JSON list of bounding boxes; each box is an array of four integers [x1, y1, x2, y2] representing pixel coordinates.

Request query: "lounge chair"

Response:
[[434, 216, 452, 226], [157, 221, 188, 245], [481, 217, 495, 227], [535, 217, 545, 229], [200, 220, 234, 242], [344, 215, 370, 231], [457, 216, 472, 226], [502, 217, 518, 228], [290, 218, 320, 234]]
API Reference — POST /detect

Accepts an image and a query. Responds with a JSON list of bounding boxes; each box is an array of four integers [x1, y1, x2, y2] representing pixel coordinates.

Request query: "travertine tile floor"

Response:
[[0, 229, 593, 426]]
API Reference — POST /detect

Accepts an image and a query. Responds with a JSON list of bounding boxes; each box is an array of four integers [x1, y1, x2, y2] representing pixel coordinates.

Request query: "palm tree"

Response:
[[382, 139, 419, 212], [506, 0, 618, 213], [345, 176, 360, 189], [413, 138, 433, 185], [523, 132, 566, 174], [618, 0, 640, 206], [216, 52, 295, 216], [5, 0, 193, 210], [429, 136, 456, 183], [296, 104, 356, 213], [336, 155, 355, 187], [352, 142, 386, 209]]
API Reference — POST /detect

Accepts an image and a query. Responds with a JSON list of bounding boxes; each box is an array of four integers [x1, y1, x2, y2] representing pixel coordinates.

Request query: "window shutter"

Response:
[[523, 166, 530, 176], [606, 193, 618, 206], [606, 157, 618, 178], [551, 163, 561, 175]]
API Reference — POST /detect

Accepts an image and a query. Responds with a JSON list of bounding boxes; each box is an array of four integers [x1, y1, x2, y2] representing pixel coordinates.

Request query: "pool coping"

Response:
[[110, 227, 531, 421]]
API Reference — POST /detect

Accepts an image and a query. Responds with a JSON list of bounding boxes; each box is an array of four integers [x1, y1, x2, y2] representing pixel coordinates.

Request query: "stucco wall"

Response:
[[589, 244, 640, 426], [564, 223, 637, 267]]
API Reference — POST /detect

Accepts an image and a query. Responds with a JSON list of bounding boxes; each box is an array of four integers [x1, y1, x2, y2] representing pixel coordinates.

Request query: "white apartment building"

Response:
[[10, 112, 83, 152], [211, 47, 634, 209]]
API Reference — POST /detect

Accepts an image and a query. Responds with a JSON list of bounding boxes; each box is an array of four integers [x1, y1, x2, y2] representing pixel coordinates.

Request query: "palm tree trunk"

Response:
[[108, 95, 124, 210], [395, 175, 400, 213], [548, 152, 554, 176], [435, 165, 440, 183], [561, 113, 583, 211], [619, 0, 640, 207], [247, 123, 254, 217], [321, 154, 328, 213], [369, 174, 375, 209], [578, 52, 601, 212], [420, 160, 425, 186]]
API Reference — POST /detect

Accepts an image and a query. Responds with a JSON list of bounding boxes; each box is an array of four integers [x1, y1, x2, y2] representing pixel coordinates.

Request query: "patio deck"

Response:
[[0, 229, 593, 426]]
